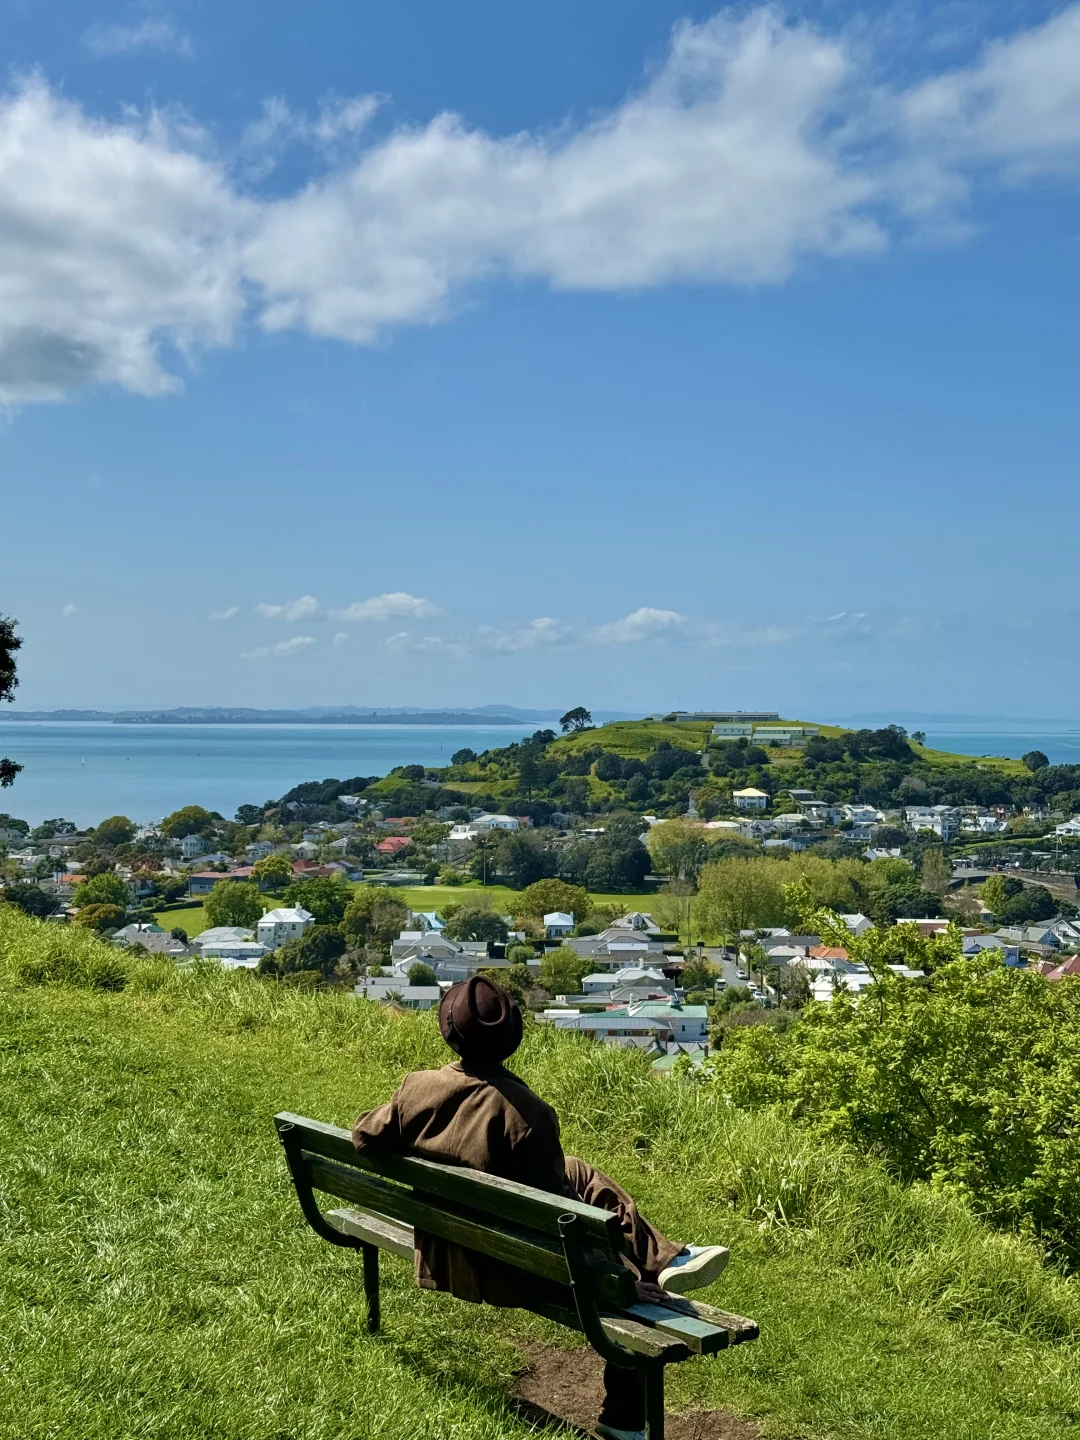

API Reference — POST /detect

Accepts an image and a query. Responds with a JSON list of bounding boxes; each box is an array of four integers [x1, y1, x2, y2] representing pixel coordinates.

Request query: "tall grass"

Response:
[[3, 906, 1080, 1439]]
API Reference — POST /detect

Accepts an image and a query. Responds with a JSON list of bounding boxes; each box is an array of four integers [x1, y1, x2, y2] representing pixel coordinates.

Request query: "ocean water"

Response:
[[0, 722, 535, 827], [919, 725, 1080, 767]]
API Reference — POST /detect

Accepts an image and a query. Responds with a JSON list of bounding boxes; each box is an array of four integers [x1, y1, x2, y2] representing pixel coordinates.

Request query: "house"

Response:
[[374, 836, 412, 857], [1054, 817, 1080, 837], [581, 967, 674, 996], [191, 926, 256, 950], [200, 940, 268, 968], [752, 726, 819, 747], [354, 979, 442, 1010], [291, 840, 319, 860], [808, 944, 850, 965], [547, 998, 709, 1046], [840, 913, 874, 936], [179, 833, 209, 860], [733, 788, 769, 812], [112, 923, 189, 957], [864, 847, 903, 861], [246, 841, 276, 861], [896, 917, 950, 936], [611, 912, 661, 934], [257, 907, 314, 949], [187, 865, 256, 896], [904, 805, 960, 842], [470, 813, 520, 833], [1045, 955, 1080, 981], [410, 910, 446, 934], [566, 927, 668, 970], [544, 911, 575, 939], [962, 934, 1021, 964], [839, 805, 882, 826]]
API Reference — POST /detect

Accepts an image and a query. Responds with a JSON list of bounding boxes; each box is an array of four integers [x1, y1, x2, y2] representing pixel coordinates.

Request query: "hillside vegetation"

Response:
[[3, 907, 1080, 1440]]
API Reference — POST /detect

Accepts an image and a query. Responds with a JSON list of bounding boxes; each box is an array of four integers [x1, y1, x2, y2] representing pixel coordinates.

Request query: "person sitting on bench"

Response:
[[353, 974, 729, 1440]]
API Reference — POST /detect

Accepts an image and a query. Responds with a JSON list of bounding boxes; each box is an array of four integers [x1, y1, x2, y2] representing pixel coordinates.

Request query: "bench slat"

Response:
[[651, 1295, 760, 1345], [325, 1207, 739, 1360], [304, 1153, 636, 1310], [276, 1113, 623, 1249], [327, 1208, 414, 1262]]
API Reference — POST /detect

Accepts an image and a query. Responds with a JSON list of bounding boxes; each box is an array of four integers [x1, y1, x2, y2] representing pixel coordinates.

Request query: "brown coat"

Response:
[[352, 1060, 568, 1305]]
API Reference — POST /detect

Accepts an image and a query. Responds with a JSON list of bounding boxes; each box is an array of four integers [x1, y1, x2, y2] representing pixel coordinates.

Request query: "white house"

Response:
[[354, 978, 442, 1010], [752, 726, 819, 747], [470, 813, 520, 833], [544, 911, 575, 939], [257, 906, 314, 949], [291, 840, 318, 860], [904, 805, 960, 841], [180, 833, 209, 860], [733, 788, 769, 811], [200, 941, 268, 968], [840, 913, 874, 936], [246, 841, 276, 861], [1054, 817, 1080, 837]]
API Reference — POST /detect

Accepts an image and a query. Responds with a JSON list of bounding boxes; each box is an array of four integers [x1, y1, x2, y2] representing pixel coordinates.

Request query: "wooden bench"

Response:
[[276, 1112, 758, 1439]]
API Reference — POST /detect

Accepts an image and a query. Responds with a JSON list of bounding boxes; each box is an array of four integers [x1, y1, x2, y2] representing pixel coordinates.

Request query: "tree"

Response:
[[451, 748, 477, 766], [93, 815, 136, 848], [445, 909, 508, 943], [235, 804, 263, 826], [74, 903, 126, 931], [251, 853, 294, 889], [681, 956, 720, 991], [646, 820, 713, 883], [539, 945, 591, 996], [272, 925, 347, 981], [171, 926, 189, 943], [911, 731, 926, 746], [921, 848, 951, 898], [1023, 750, 1050, 772], [495, 830, 556, 889], [0, 614, 22, 788], [74, 872, 129, 909], [407, 961, 438, 986], [283, 873, 351, 925], [204, 880, 264, 929], [341, 886, 401, 944], [516, 879, 591, 924], [695, 858, 785, 943], [560, 707, 592, 733], [1, 881, 54, 917], [161, 805, 216, 839]]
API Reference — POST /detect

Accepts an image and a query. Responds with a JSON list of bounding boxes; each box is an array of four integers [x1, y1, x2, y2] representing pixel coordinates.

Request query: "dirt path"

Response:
[[510, 1339, 762, 1440]]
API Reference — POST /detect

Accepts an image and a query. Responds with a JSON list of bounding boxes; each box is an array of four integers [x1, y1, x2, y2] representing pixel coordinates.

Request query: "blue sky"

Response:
[[3, 0, 1080, 717]]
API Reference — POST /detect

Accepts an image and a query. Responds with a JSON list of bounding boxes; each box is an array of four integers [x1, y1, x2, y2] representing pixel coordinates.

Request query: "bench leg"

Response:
[[361, 1242, 380, 1333], [644, 1361, 665, 1440]]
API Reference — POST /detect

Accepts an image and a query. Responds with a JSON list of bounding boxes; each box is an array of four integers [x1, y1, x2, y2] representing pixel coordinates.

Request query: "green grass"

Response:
[[3, 909, 1080, 1440], [153, 885, 660, 935]]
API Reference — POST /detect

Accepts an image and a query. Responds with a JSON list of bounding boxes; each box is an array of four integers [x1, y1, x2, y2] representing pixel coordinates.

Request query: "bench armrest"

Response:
[[278, 1120, 364, 1251]]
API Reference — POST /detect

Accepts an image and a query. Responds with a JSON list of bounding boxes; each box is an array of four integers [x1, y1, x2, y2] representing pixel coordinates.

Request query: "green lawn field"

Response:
[[155, 884, 660, 938], [3, 911, 1079, 1440]]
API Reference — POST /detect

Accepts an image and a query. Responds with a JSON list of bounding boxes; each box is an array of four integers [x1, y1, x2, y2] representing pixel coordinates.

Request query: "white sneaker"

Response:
[[657, 1245, 729, 1295], [596, 1426, 645, 1440]]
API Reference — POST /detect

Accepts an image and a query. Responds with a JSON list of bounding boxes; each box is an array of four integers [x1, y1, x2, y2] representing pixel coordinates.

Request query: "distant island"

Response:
[[5, 705, 643, 726]]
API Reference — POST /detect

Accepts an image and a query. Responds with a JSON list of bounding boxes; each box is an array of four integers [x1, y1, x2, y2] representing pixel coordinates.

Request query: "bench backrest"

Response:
[[274, 1111, 636, 1309]]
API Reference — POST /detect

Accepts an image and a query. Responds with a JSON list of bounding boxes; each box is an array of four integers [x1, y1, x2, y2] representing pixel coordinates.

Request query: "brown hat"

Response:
[[438, 976, 522, 1064]]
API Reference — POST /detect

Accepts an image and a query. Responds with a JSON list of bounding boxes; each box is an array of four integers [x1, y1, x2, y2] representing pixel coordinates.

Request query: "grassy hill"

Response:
[[3, 908, 1080, 1440], [552, 716, 1027, 776]]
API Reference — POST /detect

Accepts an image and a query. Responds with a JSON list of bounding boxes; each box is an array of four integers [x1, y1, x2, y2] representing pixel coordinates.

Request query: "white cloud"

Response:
[[240, 635, 317, 660], [60, 603, 80, 618], [331, 592, 442, 622], [902, 6, 1080, 177], [381, 631, 469, 658], [83, 19, 192, 58], [255, 595, 319, 621], [591, 607, 685, 645], [332, 631, 350, 646], [0, 8, 1078, 402], [0, 78, 242, 402], [480, 617, 573, 652], [209, 605, 239, 621]]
